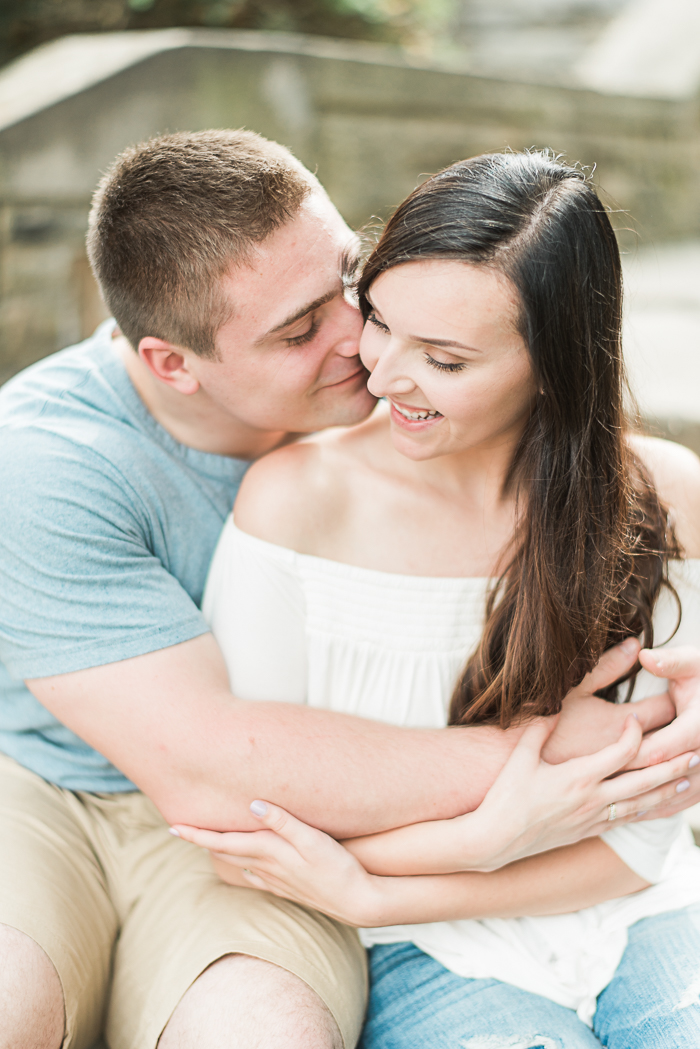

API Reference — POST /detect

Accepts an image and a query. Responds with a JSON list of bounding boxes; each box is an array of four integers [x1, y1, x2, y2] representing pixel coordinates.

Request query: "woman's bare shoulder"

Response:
[[234, 409, 388, 552], [629, 433, 700, 557]]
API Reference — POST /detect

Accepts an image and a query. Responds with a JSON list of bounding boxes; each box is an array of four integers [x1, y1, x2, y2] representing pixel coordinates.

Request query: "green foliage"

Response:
[[0, 0, 452, 68]]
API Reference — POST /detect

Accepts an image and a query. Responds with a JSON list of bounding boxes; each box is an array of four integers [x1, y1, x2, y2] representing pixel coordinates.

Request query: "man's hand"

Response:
[[628, 646, 700, 819], [542, 639, 675, 764]]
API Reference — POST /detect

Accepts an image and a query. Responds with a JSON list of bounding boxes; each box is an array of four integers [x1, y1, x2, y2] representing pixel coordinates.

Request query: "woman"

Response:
[[176, 152, 700, 1046]]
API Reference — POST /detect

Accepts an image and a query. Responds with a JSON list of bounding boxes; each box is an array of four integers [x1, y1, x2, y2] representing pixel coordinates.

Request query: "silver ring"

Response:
[[607, 803, 617, 821]]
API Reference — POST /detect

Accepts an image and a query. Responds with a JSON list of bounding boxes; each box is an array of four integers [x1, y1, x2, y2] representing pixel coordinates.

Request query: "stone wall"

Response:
[[2, 28, 700, 383]]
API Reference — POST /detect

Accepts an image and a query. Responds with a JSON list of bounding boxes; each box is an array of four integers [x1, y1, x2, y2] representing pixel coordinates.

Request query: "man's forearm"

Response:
[[29, 634, 519, 837], [172, 702, 521, 835]]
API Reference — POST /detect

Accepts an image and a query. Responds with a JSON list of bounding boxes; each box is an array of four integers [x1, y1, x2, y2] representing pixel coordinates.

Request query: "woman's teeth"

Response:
[[394, 404, 441, 421]]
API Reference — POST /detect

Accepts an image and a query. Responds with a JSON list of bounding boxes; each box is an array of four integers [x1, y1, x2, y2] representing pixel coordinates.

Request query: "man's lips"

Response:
[[321, 366, 367, 390]]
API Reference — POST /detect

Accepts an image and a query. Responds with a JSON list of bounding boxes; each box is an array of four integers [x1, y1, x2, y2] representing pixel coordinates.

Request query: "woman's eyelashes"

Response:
[[425, 354, 467, 373], [369, 308, 468, 375], [285, 316, 321, 347], [368, 311, 466, 372], [367, 311, 389, 333]]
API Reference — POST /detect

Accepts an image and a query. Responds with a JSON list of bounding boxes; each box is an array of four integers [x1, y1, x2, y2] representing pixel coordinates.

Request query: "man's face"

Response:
[[186, 193, 376, 434]]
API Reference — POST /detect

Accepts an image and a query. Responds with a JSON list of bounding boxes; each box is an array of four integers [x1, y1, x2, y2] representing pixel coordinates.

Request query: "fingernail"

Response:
[[690, 756, 700, 769], [637, 811, 648, 816], [676, 780, 690, 793], [169, 827, 180, 837], [632, 712, 639, 721], [621, 638, 638, 654], [250, 800, 268, 817]]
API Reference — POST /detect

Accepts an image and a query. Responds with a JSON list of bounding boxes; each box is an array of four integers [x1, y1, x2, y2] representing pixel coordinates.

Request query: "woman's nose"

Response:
[[367, 355, 416, 399]]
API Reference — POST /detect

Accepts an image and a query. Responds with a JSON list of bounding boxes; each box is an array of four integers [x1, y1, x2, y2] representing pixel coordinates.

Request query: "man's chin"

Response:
[[317, 386, 378, 429]]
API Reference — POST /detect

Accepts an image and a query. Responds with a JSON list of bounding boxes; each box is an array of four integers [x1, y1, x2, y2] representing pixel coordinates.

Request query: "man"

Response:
[[0, 129, 698, 1049]]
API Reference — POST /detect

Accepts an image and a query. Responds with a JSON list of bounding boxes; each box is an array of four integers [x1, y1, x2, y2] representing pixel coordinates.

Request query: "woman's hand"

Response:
[[629, 645, 700, 817], [171, 800, 652, 930], [464, 713, 696, 870], [172, 803, 386, 927], [343, 713, 699, 876]]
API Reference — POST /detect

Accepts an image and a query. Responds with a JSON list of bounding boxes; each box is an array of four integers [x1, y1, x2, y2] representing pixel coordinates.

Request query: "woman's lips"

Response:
[[389, 399, 443, 430]]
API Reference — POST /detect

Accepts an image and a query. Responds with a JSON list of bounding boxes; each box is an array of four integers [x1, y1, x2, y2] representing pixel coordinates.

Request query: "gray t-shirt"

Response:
[[0, 321, 249, 792]]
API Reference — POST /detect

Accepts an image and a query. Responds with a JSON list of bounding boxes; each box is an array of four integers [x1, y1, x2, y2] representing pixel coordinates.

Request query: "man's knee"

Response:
[[159, 953, 344, 1049], [0, 924, 64, 1049]]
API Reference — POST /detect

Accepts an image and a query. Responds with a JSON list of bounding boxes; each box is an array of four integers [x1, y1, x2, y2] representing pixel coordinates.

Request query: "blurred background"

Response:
[[1, 0, 700, 451]]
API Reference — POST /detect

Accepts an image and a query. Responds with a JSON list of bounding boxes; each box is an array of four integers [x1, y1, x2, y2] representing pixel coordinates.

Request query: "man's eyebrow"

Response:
[[259, 289, 338, 341]]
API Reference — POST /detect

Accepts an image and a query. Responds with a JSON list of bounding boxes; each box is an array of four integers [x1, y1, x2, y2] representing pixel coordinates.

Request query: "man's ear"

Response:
[[138, 337, 200, 395]]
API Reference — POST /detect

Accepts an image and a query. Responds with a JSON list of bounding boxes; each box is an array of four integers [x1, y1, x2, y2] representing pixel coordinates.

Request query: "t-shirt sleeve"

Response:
[[601, 815, 685, 884], [0, 428, 209, 679], [202, 518, 308, 704]]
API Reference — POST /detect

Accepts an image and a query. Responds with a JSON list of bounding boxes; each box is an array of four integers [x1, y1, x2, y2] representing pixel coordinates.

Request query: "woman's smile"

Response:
[[361, 260, 536, 464], [389, 398, 443, 428]]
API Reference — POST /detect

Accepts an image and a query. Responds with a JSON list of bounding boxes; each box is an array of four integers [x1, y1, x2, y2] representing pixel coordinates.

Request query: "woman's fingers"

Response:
[[586, 773, 693, 833], [600, 748, 698, 805], [499, 715, 560, 777], [613, 774, 693, 817], [568, 714, 643, 781], [240, 868, 267, 888], [171, 822, 298, 870], [248, 800, 330, 855], [171, 825, 245, 850], [173, 801, 334, 871]]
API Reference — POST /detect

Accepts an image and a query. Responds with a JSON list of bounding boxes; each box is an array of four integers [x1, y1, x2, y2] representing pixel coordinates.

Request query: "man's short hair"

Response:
[[87, 129, 318, 358]]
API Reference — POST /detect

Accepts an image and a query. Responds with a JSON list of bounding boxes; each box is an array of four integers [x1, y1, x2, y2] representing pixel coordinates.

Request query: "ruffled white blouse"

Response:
[[203, 518, 700, 1025]]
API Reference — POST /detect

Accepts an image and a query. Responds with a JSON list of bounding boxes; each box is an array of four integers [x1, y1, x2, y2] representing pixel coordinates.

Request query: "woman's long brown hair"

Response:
[[358, 151, 681, 728]]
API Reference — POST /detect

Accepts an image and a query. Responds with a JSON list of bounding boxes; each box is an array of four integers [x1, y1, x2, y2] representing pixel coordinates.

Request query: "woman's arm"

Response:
[[174, 803, 649, 929], [341, 715, 696, 876], [358, 838, 650, 927], [172, 716, 689, 927]]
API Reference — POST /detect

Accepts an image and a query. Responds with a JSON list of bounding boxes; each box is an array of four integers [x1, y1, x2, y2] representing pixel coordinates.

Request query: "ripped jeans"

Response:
[[359, 905, 700, 1049]]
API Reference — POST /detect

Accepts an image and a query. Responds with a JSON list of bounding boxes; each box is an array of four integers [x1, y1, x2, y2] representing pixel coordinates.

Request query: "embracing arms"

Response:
[[183, 822, 651, 929], [27, 634, 695, 838], [172, 712, 691, 928]]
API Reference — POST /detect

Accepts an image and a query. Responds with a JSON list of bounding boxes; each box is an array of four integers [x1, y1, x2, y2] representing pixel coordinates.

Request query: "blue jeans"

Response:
[[359, 905, 700, 1048]]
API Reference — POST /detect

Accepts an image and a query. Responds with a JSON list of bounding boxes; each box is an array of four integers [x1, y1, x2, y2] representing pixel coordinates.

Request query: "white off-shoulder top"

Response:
[[203, 518, 700, 1025]]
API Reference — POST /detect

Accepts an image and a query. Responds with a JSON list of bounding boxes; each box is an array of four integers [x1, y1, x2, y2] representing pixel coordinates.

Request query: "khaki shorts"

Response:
[[0, 753, 367, 1049]]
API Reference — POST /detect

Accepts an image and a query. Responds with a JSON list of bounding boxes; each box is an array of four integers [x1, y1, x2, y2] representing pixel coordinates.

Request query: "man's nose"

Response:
[[332, 298, 364, 357]]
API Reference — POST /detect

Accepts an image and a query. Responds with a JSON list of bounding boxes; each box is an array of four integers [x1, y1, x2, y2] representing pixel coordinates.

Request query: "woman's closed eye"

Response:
[[367, 311, 389, 333], [425, 354, 467, 373]]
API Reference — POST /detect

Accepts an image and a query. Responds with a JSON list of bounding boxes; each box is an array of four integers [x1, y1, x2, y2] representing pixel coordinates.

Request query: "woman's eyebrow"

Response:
[[366, 296, 478, 352], [411, 336, 479, 352]]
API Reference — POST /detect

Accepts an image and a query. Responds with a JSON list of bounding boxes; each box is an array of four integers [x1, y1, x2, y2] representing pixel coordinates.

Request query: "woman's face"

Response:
[[360, 260, 537, 463]]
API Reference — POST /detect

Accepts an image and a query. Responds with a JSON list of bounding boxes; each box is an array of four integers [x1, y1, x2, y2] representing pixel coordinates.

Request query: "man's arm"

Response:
[[28, 633, 512, 835], [28, 633, 687, 838]]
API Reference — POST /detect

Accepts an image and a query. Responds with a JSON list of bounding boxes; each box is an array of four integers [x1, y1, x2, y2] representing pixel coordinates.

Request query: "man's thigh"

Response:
[[360, 943, 601, 1049], [595, 905, 700, 1048], [106, 819, 368, 1049], [0, 754, 117, 1049]]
